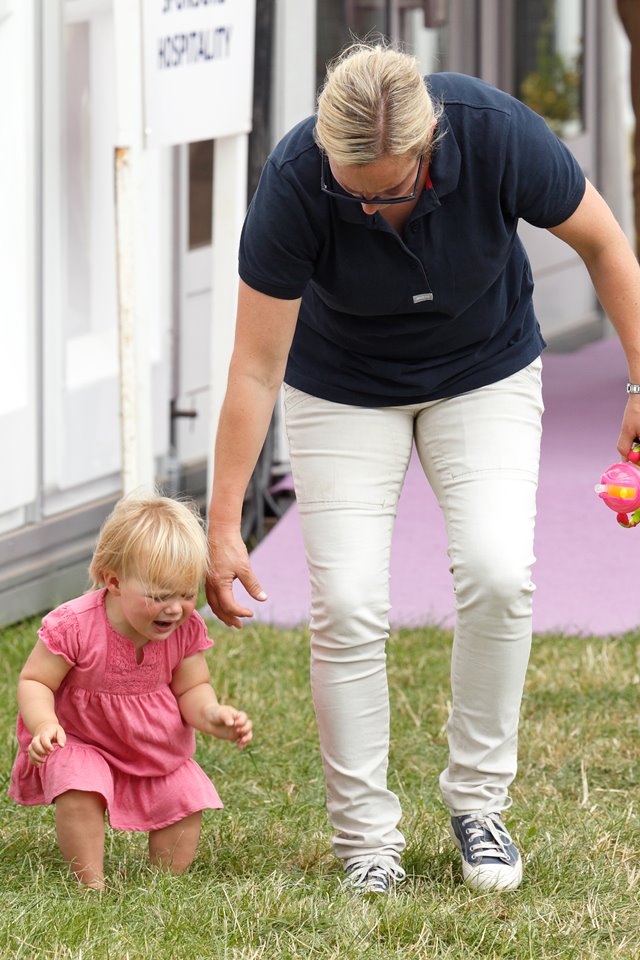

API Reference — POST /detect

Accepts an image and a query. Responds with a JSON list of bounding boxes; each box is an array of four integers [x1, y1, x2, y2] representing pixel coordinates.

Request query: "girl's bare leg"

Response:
[[148, 811, 202, 874], [54, 790, 107, 890]]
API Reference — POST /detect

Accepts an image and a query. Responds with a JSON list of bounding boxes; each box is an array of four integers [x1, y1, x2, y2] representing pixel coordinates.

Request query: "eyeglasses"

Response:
[[320, 154, 424, 206]]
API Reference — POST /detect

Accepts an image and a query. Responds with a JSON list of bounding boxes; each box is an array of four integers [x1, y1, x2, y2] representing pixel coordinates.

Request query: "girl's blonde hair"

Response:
[[89, 494, 209, 594], [315, 40, 442, 165]]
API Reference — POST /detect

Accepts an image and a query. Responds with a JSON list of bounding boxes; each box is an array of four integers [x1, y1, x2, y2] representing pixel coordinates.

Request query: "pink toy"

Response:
[[595, 440, 640, 528]]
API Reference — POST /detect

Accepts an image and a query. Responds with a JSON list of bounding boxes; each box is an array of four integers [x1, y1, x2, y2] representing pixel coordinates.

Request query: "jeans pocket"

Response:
[[518, 356, 543, 386], [283, 383, 315, 413]]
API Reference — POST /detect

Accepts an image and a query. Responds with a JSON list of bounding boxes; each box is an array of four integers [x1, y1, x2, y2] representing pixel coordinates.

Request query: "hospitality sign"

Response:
[[142, 0, 256, 147]]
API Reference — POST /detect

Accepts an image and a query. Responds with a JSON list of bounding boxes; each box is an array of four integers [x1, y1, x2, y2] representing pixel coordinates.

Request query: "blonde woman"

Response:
[[206, 42, 640, 893], [10, 495, 252, 889]]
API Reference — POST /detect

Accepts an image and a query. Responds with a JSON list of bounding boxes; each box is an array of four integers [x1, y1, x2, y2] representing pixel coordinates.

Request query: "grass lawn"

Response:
[[0, 615, 638, 959]]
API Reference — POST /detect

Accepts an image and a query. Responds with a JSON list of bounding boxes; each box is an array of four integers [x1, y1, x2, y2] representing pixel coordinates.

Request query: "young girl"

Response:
[[9, 494, 252, 890]]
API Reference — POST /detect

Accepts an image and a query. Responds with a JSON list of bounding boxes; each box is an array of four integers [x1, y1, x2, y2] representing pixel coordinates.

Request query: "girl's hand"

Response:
[[202, 703, 253, 749], [28, 721, 66, 766]]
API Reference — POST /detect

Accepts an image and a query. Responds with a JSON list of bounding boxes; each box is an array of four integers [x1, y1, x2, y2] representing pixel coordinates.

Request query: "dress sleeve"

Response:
[[181, 611, 214, 659], [37, 605, 80, 665], [500, 97, 586, 228]]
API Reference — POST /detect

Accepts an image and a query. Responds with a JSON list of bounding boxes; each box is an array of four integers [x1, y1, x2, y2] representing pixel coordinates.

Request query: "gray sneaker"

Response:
[[450, 811, 522, 891], [344, 855, 407, 894]]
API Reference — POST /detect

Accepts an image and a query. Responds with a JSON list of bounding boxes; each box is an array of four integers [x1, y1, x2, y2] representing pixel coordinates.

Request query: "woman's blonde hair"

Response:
[[315, 40, 442, 165], [89, 494, 209, 594]]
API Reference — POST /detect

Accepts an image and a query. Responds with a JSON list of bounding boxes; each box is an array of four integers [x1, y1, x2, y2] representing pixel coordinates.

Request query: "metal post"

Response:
[[114, 145, 139, 494], [113, 0, 154, 496]]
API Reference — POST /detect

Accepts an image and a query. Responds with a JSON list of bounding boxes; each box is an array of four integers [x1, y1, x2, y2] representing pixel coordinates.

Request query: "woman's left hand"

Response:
[[617, 396, 640, 459]]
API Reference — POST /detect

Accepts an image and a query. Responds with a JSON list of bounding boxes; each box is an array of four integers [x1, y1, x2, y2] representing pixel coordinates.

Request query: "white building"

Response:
[[0, 0, 632, 626]]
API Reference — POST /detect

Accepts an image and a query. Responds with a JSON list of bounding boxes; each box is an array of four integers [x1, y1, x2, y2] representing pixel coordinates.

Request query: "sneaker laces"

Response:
[[344, 855, 406, 890], [462, 813, 514, 864]]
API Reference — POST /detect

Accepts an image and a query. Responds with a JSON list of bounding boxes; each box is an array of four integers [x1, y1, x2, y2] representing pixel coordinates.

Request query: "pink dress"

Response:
[[9, 590, 223, 831]]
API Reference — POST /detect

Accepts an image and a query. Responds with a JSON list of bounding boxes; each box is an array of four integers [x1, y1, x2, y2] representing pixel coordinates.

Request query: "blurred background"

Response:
[[0, 0, 635, 627]]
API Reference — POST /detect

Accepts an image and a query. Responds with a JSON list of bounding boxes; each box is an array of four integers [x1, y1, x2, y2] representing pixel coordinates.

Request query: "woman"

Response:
[[205, 42, 640, 893]]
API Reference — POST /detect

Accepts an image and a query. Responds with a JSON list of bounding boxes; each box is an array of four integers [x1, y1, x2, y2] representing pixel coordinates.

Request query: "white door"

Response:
[[0, 0, 39, 534], [41, 0, 171, 515], [42, 0, 121, 510]]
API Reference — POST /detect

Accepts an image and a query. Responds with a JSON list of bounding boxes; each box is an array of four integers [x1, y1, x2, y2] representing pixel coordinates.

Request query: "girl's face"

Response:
[[103, 573, 199, 645]]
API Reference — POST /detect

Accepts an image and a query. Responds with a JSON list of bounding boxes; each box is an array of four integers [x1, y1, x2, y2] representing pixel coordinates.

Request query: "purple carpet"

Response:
[[231, 337, 639, 636]]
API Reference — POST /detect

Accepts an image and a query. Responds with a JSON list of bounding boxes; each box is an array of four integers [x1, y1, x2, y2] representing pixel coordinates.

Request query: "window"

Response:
[[188, 140, 214, 250], [316, 2, 453, 92], [515, 0, 585, 137]]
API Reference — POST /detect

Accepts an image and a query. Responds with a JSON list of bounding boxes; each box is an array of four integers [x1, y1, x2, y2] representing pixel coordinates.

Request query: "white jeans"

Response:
[[283, 359, 544, 864]]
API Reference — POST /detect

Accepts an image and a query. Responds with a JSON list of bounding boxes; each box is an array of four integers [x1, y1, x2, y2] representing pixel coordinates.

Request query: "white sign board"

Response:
[[141, 0, 256, 148]]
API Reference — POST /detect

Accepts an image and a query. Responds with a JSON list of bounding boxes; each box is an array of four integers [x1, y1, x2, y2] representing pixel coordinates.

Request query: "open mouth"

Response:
[[153, 620, 176, 630]]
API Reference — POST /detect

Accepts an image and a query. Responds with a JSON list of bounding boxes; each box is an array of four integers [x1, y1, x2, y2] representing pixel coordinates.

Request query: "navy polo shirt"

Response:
[[239, 72, 586, 406]]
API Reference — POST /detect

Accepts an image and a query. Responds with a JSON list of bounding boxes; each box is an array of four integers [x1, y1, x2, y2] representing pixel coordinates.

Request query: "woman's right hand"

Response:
[[205, 522, 267, 629], [204, 284, 299, 628], [28, 721, 66, 766]]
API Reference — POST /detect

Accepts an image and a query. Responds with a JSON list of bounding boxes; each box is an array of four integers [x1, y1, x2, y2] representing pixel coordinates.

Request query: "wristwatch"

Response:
[[627, 383, 640, 395]]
